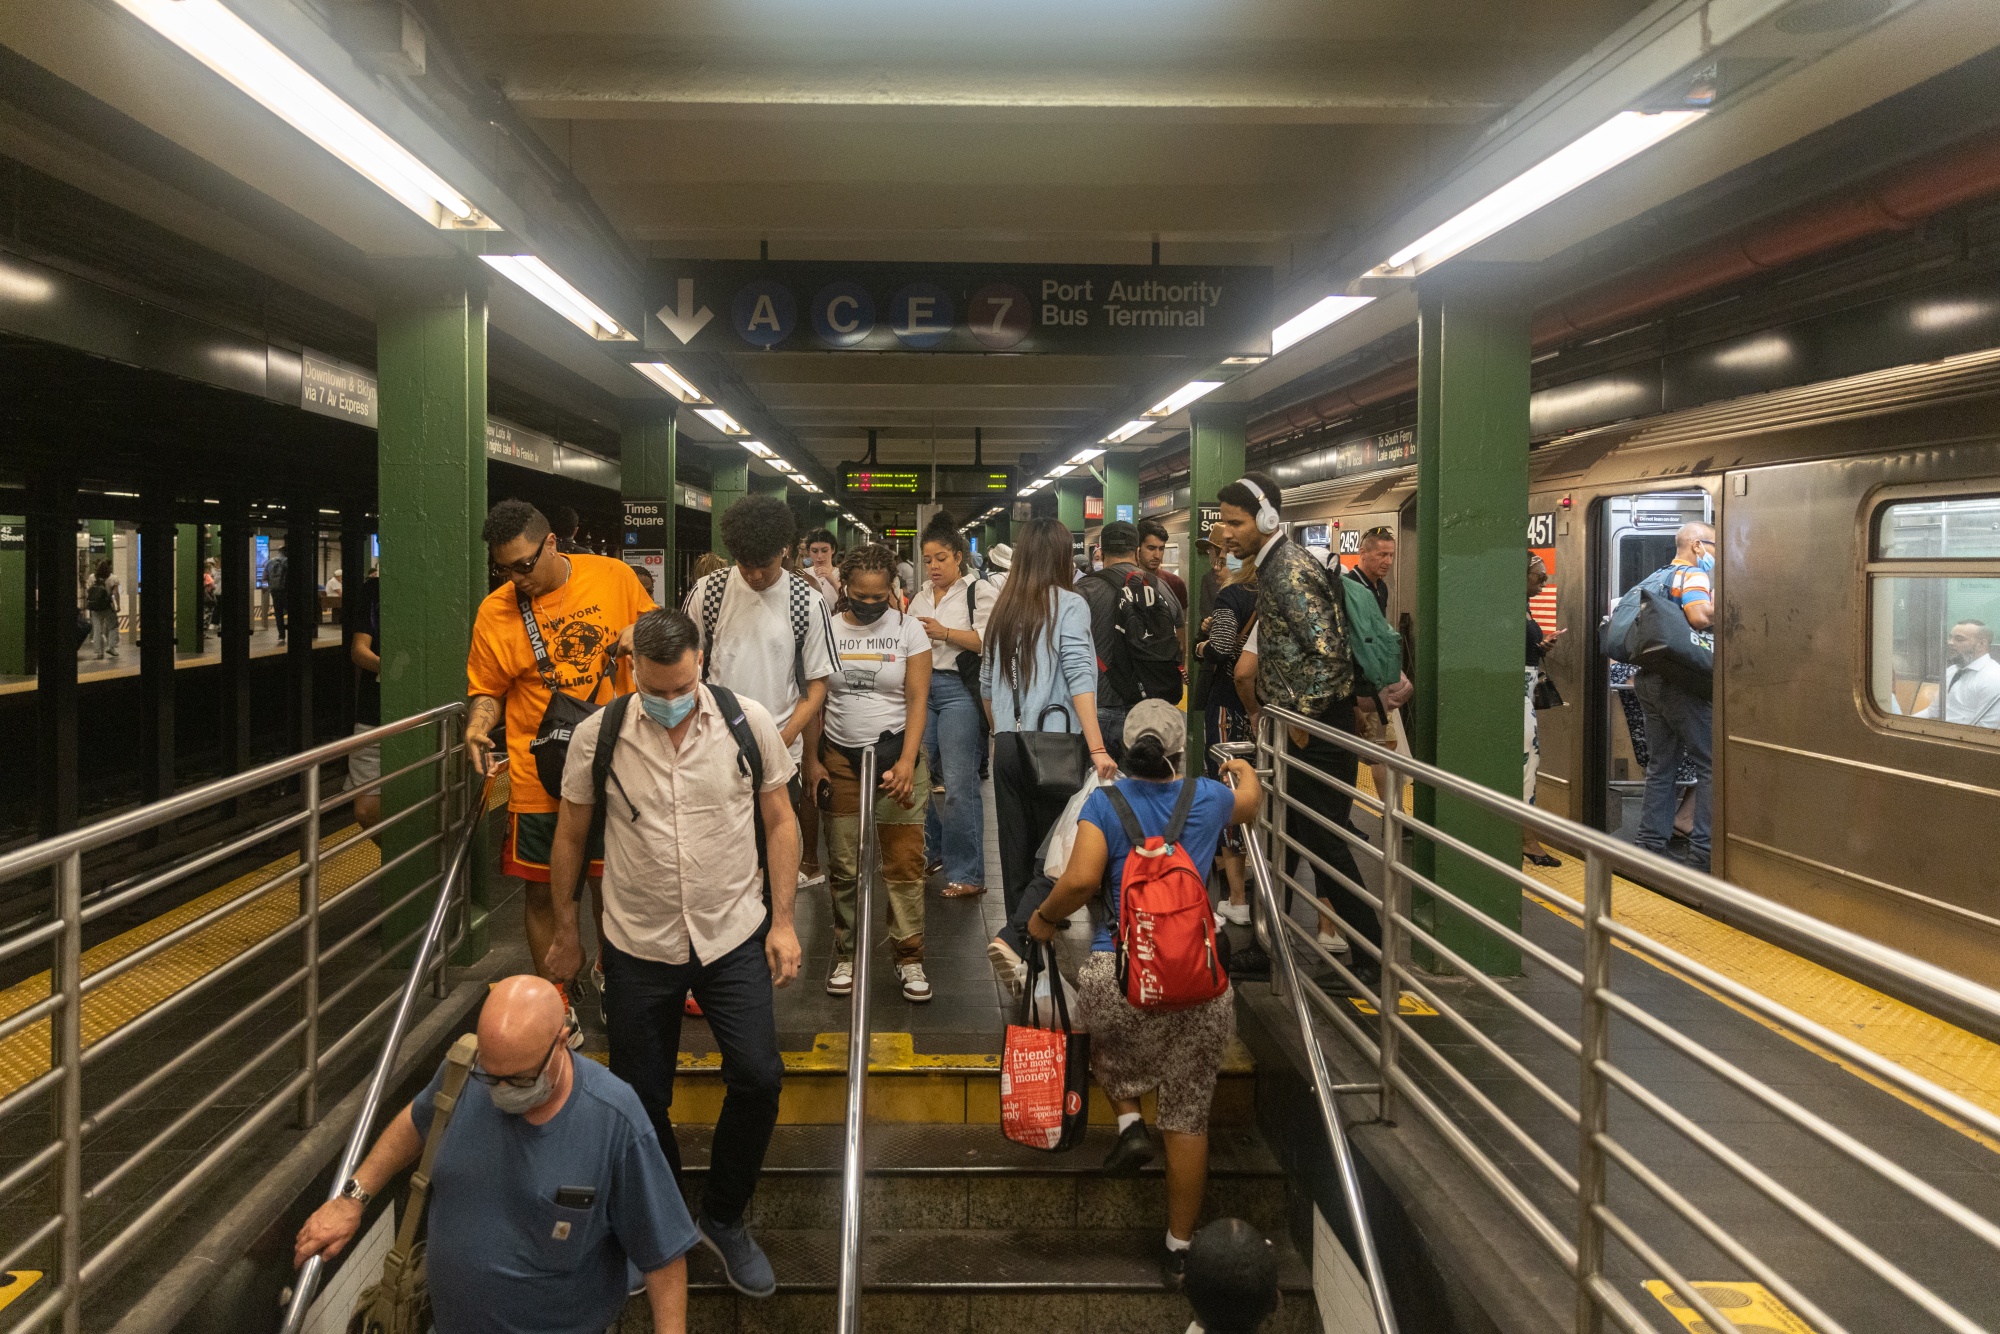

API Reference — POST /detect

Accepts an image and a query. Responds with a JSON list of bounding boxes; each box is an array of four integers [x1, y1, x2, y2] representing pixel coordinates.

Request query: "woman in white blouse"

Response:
[[909, 514, 995, 897]]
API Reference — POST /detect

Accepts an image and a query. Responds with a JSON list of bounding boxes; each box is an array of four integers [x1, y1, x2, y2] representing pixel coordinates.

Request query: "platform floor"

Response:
[[0, 625, 340, 694]]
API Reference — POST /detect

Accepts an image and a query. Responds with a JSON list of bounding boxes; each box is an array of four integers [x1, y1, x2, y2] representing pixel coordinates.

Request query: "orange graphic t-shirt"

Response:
[[466, 553, 657, 812]]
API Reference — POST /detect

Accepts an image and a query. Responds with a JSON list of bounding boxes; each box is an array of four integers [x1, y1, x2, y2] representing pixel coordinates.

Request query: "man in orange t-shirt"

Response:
[[467, 500, 655, 1021]]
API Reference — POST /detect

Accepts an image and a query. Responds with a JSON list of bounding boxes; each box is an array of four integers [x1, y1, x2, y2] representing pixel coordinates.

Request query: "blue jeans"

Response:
[[1096, 703, 1129, 762], [924, 671, 986, 886], [1634, 670, 1712, 868], [601, 927, 783, 1227]]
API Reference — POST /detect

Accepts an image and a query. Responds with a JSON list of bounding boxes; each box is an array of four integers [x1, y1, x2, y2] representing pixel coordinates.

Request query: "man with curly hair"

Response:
[[684, 495, 839, 889]]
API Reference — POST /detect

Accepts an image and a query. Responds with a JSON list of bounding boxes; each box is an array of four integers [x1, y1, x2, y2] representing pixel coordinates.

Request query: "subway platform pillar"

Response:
[[621, 402, 676, 604], [140, 478, 176, 804], [1187, 400, 1246, 772], [1413, 274, 1530, 977], [711, 451, 748, 557], [176, 522, 202, 655], [0, 514, 24, 677], [375, 257, 489, 960], [1103, 449, 1139, 525], [1057, 480, 1085, 543]]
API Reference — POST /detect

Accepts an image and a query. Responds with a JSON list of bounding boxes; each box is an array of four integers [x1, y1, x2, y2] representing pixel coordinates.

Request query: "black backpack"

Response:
[[590, 685, 773, 898], [86, 579, 112, 613], [1091, 567, 1184, 702], [953, 576, 993, 691]]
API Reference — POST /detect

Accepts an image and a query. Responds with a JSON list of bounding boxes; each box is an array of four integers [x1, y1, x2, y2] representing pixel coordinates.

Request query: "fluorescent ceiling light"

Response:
[[1372, 110, 1702, 278], [1016, 489, 1038, 498], [1222, 355, 1267, 366], [799, 481, 822, 493], [481, 255, 624, 339], [1272, 296, 1374, 355], [1101, 420, 1152, 444], [694, 407, 747, 435], [1068, 448, 1106, 466], [632, 361, 708, 403], [771, 460, 797, 473], [842, 512, 858, 522], [1145, 380, 1223, 418], [823, 499, 839, 508], [111, 0, 482, 229], [739, 440, 775, 459], [1047, 464, 1077, 478]]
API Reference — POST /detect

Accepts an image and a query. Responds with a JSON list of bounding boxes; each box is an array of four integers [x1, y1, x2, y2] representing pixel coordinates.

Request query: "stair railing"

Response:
[[836, 742, 879, 1334]]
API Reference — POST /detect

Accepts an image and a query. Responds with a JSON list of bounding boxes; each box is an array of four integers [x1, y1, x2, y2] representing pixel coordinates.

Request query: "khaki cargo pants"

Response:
[[821, 743, 930, 964]]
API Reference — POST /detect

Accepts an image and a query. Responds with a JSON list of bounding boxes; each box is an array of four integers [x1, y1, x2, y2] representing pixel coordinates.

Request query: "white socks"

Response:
[[1165, 1229, 1192, 1252], [1117, 1111, 1142, 1134]]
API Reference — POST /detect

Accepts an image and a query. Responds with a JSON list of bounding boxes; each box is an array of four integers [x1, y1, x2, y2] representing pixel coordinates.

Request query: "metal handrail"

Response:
[[1216, 740, 1400, 1334], [0, 704, 472, 1334], [837, 742, 879, 1334], [278, 755, 499, 1334], [1247, 702, 2000, 1334]]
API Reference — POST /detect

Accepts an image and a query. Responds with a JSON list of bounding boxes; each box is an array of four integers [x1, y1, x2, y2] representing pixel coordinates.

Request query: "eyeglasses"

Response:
[[491, 538, 550, 580], [469, 1026, 568, 1088]]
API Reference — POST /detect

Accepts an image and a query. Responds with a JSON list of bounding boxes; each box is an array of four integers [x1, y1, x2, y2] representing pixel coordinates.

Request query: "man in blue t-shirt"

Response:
[[294, 976, 698, 1334]]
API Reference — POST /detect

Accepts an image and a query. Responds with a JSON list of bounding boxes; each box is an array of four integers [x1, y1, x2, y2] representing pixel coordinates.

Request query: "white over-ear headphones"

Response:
[[1237, 477, 1281, 535]]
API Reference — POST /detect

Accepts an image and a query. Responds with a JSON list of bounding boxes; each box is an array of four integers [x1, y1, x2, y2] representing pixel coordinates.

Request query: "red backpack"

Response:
[[1105, 779, 1228, 1011]]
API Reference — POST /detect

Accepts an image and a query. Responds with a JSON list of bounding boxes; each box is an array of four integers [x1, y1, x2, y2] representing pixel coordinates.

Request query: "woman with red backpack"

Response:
[[1025, 699, 1262, 1288]]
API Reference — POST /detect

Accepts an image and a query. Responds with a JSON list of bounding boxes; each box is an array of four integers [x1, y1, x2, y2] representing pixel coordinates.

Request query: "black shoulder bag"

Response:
[[519, 588, 613, 800], [1009, 678, 1089, 800]]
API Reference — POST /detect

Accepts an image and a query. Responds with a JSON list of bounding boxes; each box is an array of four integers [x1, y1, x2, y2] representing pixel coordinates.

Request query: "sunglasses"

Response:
[[491, 538, 551, 580], [469, 1026, 568, 1088]]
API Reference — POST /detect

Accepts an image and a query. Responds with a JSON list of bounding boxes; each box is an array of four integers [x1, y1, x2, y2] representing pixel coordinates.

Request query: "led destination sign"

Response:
[[840, 465, 1017, 496], [648, 261, 1271, 357]]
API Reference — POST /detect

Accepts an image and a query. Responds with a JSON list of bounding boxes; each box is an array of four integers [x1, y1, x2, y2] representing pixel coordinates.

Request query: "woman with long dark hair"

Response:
[[909, 513, 992, 898], [978, 518, 1119, 916]]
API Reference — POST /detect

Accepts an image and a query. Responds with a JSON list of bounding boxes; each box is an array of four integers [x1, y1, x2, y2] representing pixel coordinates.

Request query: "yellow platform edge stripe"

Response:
[[0, 827, 382, 1099]]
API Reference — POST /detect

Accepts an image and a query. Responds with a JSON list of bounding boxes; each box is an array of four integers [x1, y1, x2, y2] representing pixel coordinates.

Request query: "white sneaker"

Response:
[[798, 868, 827, 889], [987, 939, 1027, 999], [826, 961, 854, 996], [1219, 901, 1252, 926], [898, 963, 933, 1003], [591, 959, 608, 1027], [1317, 931, 1350, 956], [563, 1002, 585, 1049]]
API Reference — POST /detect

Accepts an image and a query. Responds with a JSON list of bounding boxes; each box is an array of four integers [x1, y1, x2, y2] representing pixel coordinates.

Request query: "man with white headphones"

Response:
[[1210, 471, 1379, 985]]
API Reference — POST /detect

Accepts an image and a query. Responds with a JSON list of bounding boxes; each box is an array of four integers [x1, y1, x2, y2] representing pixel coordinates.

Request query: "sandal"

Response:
[[939, 881, 986, 898], [1524, 852, 1562, 868]]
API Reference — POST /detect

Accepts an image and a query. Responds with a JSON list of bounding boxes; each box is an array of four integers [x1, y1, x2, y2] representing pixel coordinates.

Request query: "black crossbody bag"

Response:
[[518, 587, 613, 799]]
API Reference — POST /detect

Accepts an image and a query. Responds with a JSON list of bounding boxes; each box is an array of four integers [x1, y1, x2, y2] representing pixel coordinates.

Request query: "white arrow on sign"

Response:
[[656, 278, 714, 344]]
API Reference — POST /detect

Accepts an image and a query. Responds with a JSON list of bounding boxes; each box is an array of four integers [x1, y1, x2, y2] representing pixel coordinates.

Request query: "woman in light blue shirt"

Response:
[[980, 519, 1120, 914]]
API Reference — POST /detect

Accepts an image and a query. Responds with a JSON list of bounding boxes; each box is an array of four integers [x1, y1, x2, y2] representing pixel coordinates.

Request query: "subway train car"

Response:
[[1283, 347, 2000, 989]]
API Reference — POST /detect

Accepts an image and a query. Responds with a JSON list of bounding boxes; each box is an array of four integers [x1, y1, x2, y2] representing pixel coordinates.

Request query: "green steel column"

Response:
[[712, 452, 749, 557], [0, 517, 23, 676], [375, 257, 489, 959], [1186, 401, 1246, 772], [622, 402, 676, 604], [824, 513, 842, 545], [1416, 273, 1530, 977], [1411, 289, 1443, 886], [1056, 481, 1085, 537], [139, 480, 176, 802], [176, 523, 202, 654], [1102, 450, 1140, 526]]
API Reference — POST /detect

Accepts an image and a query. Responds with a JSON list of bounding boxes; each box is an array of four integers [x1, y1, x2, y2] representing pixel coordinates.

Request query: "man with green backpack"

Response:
[[1334, 528, 1414, 799]]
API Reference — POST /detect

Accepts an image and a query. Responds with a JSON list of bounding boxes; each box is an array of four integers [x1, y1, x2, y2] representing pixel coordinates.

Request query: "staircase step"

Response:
[[684, 1226, 1315, 1293], [676, 1123, 1282, 1177]]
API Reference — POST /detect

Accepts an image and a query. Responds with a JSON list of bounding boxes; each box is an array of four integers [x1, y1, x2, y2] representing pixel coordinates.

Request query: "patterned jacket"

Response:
[[1252, 535, 1355, 719]]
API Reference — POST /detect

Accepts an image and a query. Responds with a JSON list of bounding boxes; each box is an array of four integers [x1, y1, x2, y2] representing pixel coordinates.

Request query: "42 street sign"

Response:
[[646, 260, 1271, 357]]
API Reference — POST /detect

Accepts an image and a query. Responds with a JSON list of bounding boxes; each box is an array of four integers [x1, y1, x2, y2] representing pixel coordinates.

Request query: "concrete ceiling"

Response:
[[429, 0, 1654, 472]]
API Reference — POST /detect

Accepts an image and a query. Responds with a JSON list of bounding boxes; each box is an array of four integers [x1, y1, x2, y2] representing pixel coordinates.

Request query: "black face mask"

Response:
[[848, 600, 890, 624]]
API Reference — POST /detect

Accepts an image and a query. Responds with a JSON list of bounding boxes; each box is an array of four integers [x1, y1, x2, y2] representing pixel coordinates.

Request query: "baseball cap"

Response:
[[1123, 698, 1186, 757]]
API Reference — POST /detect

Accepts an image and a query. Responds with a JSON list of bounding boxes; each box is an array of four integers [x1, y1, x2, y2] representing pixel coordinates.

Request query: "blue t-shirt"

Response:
[[1079, 776, 1235, 952], [410, 1052, 697, 1334]]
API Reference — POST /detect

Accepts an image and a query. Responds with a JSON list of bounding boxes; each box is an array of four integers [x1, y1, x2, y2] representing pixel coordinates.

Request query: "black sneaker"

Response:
[[1161, 1242, 1188, 1290], [1102, 1120, 1155, 1177]]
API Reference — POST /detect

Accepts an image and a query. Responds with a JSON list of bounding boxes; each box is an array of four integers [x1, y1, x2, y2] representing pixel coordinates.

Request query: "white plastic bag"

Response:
[[1039, 773, 1106, 881], [1023, 940, 1086, 1033]]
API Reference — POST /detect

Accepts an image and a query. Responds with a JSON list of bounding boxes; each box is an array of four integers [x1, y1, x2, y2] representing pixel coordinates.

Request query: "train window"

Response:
[[1868, 494, 2000, 735]]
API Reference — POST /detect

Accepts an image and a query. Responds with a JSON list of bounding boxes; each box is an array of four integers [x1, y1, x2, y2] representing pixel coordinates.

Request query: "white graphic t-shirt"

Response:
[[825, 610, 932, 747]]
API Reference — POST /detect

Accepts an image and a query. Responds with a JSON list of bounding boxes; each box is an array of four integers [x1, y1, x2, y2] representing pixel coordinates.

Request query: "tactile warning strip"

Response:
[[1524, 856, 2000, 1153], [0, 827, 381, 1100]]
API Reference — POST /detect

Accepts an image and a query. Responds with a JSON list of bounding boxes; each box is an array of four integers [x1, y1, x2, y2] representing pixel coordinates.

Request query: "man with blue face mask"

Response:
[[1634, 521, 1717, 872], [544, 608, 800, 1299], [294, 975, 697, 1332]]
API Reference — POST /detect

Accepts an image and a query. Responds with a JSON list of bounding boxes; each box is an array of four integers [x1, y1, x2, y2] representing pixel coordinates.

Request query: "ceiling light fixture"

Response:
[[739, 440, 775, 459], [1370, 110, 1703, 279], [480, 255, 624, 339], [694, 407, 747, 435], [631, 361, 708, 402], [110, 0, 484, 229], [770, 459, 797, 473], [1101, 420, 1151, 444], [1144, 380, 1223, 418], [823, 499, 839, 509], [1047, 464, 1076, 477], [1068, 448, 1106, 466], [842, 512, 858, 522], [1271, 296, 1374, 355]]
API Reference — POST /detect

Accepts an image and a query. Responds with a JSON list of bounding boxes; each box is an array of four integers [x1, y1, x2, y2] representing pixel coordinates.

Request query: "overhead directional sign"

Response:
[[647, 261, 1271, 357]]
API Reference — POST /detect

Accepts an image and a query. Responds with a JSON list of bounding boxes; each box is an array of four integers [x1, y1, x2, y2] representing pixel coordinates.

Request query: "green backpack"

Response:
[[1328, 567, 1404, 695]]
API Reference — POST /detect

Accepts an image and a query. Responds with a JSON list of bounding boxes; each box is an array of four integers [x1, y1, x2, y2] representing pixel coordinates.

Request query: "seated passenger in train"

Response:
[[545, 608, 802, 1301], [1025, 702, 1263, 1287], [293, 976, 697, 1333], [1905, 619, 1999, 729]]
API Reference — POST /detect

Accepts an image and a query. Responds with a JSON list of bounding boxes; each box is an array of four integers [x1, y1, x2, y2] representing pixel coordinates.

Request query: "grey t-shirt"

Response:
[[411, 1052, 696, 1334]]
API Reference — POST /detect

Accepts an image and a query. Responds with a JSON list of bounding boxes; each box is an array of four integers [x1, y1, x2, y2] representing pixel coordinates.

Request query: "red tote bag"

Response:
[[1000, 942, 1090, 1152]]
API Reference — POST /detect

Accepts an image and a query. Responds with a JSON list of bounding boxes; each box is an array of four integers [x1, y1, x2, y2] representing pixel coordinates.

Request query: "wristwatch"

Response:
[[339, 1177, 373, 1205]]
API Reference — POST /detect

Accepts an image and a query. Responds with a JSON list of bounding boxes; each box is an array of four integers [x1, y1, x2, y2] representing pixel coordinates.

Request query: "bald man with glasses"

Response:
[[295, 976, 697, 1334]]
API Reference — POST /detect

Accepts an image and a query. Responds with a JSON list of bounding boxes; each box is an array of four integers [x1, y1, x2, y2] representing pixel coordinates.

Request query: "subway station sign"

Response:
[[646, 261, 1271, 357]]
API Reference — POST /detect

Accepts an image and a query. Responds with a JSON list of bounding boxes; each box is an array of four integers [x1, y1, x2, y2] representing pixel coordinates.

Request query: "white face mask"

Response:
[[489, 1066, 553, 1115]]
